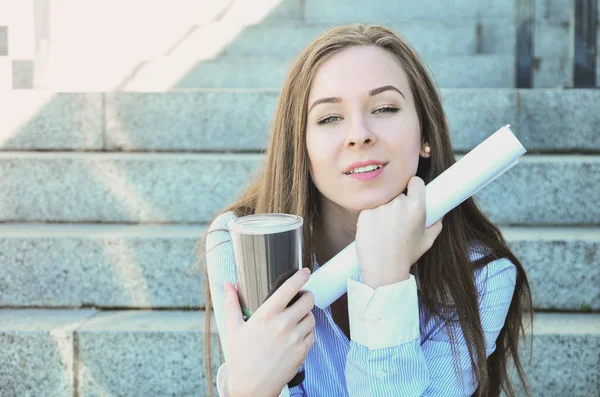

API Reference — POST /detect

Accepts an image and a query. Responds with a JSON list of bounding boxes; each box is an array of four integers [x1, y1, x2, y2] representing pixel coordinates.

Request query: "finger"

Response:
[[259, 268, 310, 315], [406, 176, 425, 201], [281, 290, 315, 324], [295, 311, 316, 339], [223, 282, 244, 338], [426, 215, 444, 230], [303, 329, 315, 351], [425, 217, 444, 244]]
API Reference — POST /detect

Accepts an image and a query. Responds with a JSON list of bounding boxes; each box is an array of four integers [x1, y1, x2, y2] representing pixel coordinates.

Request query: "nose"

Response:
[[345, 118, 376, 148]]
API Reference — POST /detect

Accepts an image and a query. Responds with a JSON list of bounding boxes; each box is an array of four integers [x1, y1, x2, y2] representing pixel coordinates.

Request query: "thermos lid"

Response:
[[228, 213, 303, 235]]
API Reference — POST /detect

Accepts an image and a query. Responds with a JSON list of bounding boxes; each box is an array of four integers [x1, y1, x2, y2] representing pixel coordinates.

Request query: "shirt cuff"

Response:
[[347, 273, 420, 350]]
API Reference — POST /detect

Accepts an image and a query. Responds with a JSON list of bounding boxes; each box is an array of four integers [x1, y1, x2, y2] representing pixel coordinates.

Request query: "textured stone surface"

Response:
[[157, 54, 586, 90], [0, 152, 260, 223], [168, 54, 514, 89], [441, 89, 517, 151], [504, 228, 600, 311], [0, 224, 206, 308], [25, 53, 588, 90], [511, 313, 600, 397], [304, 0, 515, 22], [101, 90, 600, 152], [518, 89, 600, 152], [0, 310, 597, 397], [76, 310, 220, 396], [534, 53, 600, 89], [225, 21, 480, 57], [0, 91, 103, 150], [483, 18, 599, 56], [105, 90, 278, 151], [473, 155, 600, 225], [445, 89, 600, 152], [0, 224, 597, 310], [223, 19, 596, 58], [3, 90, 598, 152], [0, 153, 597, 224], [0, 309, 97, 397], [535, 0, 600, 22]]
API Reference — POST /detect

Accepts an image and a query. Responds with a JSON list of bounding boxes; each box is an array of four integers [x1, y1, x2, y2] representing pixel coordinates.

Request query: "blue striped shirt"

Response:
[[207, 211, 517, 396]]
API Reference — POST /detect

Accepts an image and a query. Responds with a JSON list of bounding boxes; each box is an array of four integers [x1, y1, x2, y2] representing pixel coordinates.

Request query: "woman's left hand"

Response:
[[355, 176, 444, 289]]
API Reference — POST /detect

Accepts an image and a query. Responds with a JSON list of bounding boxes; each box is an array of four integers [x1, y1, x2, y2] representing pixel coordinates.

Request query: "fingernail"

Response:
[[303, 267, 311, 275]]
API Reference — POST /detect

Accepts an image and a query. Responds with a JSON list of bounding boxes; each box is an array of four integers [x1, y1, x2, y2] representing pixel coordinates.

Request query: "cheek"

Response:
[[306, 134, 326, 183], [306, 133, 334, 176]]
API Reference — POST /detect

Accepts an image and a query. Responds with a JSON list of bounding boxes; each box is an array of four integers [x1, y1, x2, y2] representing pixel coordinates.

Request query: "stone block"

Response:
[[0, 224, 597, 310], [473, 155, 600, 225], [103, 89, 600, 153], [0, 91, 103, 150], [535, 0, 600, 22], [441, 89, 518, 151], [0, 153, 597, 225], [0, 152, 262, 223], [0, 224, 206, 308], [105, 91, 278, 151], [518, 89, 600, 152], [0, 309, 97, 397], [304, 0, 515, 23], [511, 313, 600, 397], [504, 228, 600, 311], [225, 21, 479, 57], [76, 310, 220, 396], [171, 54, 514, 89]]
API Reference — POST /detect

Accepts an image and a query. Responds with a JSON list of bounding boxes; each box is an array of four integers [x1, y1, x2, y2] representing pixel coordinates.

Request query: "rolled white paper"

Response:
[[301, 124, 527, 309]]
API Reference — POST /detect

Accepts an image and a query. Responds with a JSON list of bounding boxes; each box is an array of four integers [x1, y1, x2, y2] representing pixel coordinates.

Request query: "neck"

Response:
[[312, 196, 360, 266]]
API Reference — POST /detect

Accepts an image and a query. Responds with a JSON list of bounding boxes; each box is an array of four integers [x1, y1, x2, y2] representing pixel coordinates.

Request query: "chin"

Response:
[[343, 195, 390, 211]]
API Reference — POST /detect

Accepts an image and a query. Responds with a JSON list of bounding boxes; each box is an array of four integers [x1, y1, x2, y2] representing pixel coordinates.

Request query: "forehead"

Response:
[[308, 45, 411, 102]]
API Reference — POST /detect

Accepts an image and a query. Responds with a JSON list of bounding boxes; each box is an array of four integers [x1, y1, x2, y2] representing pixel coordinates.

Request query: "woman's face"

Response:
[[306, 45, 428, 212]]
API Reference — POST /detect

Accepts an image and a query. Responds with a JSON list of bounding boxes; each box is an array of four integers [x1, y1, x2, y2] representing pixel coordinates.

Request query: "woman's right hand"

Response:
[[223, 267, 316, 397]]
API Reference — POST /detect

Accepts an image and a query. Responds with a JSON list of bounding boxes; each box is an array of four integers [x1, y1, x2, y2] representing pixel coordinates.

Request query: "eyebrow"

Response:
[[308, 85, 406, 113]]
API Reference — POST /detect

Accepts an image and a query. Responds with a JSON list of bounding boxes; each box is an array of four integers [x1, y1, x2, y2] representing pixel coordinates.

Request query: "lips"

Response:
[[345, 163, 386, 180], [344, 162, 388, 175]]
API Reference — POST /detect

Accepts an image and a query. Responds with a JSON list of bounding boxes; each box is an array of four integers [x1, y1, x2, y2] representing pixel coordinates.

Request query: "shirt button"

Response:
[[370, 316, 380, 326], [376, 369, 386, 379]]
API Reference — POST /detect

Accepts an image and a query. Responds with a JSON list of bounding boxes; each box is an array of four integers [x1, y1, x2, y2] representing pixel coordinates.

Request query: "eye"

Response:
[[317, 115, 342, 125], [374, 106, 399, 114]]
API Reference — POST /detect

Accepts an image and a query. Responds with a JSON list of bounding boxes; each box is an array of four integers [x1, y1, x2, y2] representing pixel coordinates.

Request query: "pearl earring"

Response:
[[424, 146, 431, 154]]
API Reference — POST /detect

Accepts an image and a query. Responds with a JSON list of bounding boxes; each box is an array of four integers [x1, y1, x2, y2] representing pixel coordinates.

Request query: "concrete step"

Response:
[[2, 89, 598, 152], [16, 53, 599, 90], [8, 3, 596, 60], [0, 224, 597, 311], [0, 309, 598, 397], [221, 20, 596, 58], [223, 21, 485, 57], [0, 309, 219, 397], [304, 0, 600, 23], [304, 0, 516, 21], [0, 152, 597, 225]]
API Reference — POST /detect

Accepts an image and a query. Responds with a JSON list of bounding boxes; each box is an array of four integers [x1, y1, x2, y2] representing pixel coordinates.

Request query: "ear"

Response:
[[420, 142, 431, 158]]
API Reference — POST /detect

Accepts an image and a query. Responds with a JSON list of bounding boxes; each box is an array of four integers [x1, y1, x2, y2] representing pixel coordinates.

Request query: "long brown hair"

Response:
[[195, 24, 533, 397]]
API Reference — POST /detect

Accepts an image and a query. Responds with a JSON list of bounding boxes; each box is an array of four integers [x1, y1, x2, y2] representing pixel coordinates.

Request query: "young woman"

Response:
[[198, 24, 532, 397]]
